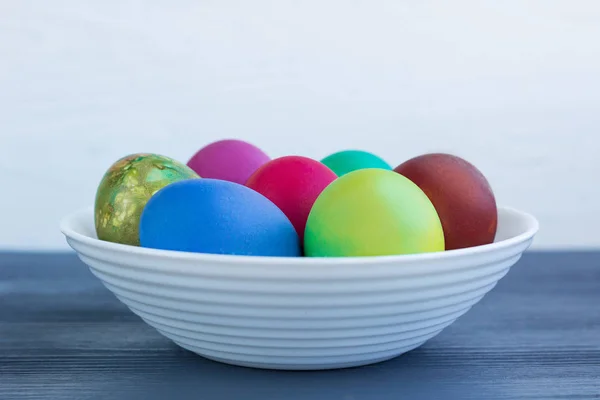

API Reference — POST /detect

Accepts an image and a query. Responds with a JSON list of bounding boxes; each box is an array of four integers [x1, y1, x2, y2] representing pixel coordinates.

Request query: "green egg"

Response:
[[304, 168, 445, 257], [320, 150, 391, 177], [94, 153, 200, 246]]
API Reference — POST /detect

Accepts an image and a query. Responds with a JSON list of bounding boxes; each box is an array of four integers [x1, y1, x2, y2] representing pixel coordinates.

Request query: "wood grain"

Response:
[[1, 252, 599, 399]]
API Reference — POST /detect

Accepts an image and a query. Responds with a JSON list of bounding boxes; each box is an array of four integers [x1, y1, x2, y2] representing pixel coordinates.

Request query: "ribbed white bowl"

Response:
[[60, 206, 538, 370]]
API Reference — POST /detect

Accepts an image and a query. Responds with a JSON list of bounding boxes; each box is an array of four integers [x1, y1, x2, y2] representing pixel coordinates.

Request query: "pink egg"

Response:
[[187, 139, 270, 184], [245, 155, 337, 242]]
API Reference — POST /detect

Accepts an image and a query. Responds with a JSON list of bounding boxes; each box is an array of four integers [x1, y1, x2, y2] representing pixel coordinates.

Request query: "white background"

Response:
[[1, 1, 599, 250]]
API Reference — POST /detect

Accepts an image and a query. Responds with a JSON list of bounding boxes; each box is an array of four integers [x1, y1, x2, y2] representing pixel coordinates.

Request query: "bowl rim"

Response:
[[60, 206, 539, 266]]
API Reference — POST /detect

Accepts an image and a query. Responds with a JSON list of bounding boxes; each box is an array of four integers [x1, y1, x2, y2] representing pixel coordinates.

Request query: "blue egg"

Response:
[[139, 178, 301, 257]]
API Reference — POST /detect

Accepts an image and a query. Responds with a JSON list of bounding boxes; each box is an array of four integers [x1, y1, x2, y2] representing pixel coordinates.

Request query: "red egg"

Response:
[[394, 153, 497, 251], [245, 156, 337, 242]]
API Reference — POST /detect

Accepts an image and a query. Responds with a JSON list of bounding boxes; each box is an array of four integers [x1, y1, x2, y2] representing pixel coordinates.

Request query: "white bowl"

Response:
[[60, 206, 538, 370]]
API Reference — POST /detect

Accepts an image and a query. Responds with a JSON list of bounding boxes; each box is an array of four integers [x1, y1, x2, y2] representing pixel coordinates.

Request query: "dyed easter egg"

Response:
[[245, 156, 337, 242], [94, 153, 199, 246], [321, 150, 391, 177], [394, 153, 497, 250], [304, 168, 444, 257], [187, 139, 270, 184], [139, 179, 301, 257]]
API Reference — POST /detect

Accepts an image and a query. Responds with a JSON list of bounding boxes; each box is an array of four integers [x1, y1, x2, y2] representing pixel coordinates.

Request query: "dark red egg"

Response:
[[245, 156, 337, 242], [394, 153, 497, 250]]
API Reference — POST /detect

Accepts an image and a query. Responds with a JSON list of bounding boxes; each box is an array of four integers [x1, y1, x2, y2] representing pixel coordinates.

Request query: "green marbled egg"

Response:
[[94, 153, 200, 246]]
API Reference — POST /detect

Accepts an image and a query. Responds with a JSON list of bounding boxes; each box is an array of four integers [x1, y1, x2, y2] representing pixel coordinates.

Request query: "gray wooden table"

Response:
[[1, 251, 599, 399]]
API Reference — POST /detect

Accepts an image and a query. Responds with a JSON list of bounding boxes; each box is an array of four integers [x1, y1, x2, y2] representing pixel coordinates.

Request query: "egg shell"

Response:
[[394, 153, 497, 250], [304, 168, 444, 257], [139, 178, 301, 257], [245, 156, 337, 242], [187, 139, 270, 184], [94, 153, 200, 246], [321, 150, 392, 177]]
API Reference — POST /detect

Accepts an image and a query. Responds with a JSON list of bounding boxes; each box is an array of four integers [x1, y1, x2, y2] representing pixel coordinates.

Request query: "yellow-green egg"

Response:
[[303, 168, 444, 257], [94, 153, 200, 246]]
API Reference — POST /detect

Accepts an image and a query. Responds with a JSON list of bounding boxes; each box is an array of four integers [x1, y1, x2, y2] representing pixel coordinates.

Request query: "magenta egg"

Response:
[[187, 139, 270, 184]]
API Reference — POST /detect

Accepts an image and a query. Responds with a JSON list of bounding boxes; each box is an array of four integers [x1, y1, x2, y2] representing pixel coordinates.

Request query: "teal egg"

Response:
[[321, 150, 392, 177]]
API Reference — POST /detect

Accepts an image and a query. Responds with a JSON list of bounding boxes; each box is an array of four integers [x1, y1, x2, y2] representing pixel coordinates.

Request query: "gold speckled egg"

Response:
[[94, 153, 200, 246]]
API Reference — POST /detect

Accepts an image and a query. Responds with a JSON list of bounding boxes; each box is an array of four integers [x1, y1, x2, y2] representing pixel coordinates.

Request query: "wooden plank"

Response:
[[1, 252, 599, 399]]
